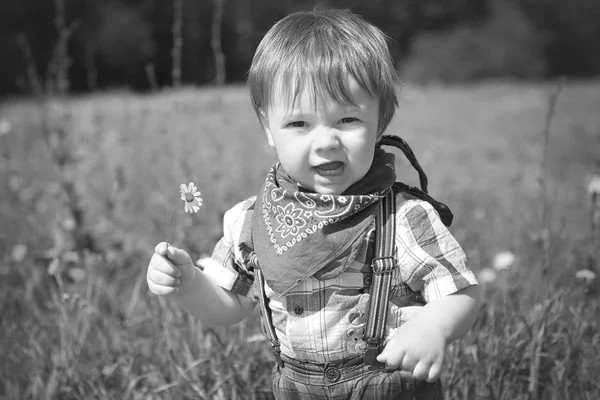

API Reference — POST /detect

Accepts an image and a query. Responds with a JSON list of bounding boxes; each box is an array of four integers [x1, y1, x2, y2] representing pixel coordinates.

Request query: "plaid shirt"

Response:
[[203, 191, 478, 364]]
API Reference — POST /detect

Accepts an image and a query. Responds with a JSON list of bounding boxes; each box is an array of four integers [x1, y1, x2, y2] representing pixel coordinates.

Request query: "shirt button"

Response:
[[356, 341, 367, 352], [294, 306, 304, 316], [324, 366, 341, 383]]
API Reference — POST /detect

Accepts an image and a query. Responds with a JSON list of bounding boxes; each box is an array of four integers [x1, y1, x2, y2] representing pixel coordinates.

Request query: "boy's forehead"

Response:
[[266, 74, 373, 112]]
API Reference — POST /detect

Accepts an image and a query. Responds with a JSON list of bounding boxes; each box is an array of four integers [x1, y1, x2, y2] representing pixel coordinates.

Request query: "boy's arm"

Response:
[[175, 198, 258, 326], [150, 243, 256, 327], [376, 198, 483, 381], [175, 266, 257, 326], [377, 285, 481, 382], [416, 284, 481, 343]]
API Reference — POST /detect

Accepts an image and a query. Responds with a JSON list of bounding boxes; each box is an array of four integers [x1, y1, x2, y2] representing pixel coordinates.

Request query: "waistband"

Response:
[[279, 353, 397, 387], [280, 354, 366, 371], [280, 353, 386, 382]]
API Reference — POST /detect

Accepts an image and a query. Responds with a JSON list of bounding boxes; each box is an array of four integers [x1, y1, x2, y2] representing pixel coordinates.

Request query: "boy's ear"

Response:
[[259, 109, 275, 147]]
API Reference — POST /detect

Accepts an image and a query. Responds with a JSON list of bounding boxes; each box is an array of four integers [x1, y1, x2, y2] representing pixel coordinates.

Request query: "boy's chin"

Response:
[[297, 176, 355, 195], [309, 183, 349, 196]]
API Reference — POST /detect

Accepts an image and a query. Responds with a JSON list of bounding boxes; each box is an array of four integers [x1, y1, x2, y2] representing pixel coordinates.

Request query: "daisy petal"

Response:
[[181, 184, 188, 193]]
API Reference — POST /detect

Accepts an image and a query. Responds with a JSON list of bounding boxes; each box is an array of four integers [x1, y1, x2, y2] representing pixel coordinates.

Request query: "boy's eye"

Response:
[[341, 117, 358, 123], [288, 121, 306, 128]]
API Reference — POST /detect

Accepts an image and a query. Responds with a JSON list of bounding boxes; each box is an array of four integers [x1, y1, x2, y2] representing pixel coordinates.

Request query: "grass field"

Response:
[[1, 80, 599, 399]]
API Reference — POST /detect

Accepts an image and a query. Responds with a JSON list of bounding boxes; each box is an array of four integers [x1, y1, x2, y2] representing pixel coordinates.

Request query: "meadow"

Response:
[[0, 80, 599, 399]]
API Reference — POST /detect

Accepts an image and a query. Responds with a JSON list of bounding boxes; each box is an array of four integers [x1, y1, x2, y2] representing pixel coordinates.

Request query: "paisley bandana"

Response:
[[241, 149, 396, 296]]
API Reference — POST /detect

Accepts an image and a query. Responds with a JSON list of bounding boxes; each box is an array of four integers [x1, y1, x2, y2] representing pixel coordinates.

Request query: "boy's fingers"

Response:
[[412, 361, 433, 381], [148, 280, 178, 296], [155, 242, 168, 256], [376, 350, 389, 364], [400, 354, 417, 372], [377, 349, 405, 370], [154, 243, 191, 267], [147, 268, 180, 286], [149, 254, 181, 277], [165, 246, 191, 265], [426, 361, 442, 382]]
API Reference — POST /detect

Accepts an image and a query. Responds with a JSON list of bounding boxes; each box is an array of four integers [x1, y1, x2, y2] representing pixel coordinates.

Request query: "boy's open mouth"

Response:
[[314, 161, 344, 177]]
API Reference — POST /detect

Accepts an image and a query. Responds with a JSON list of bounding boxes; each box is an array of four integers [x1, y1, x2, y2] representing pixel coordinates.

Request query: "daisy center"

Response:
[[185, 193, 195, 202]]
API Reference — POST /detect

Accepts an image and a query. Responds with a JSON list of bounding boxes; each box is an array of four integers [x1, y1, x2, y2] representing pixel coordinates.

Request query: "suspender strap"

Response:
[[256, 268, 284, 367], [363, 189, 397, 365], [255, 189, 397, 367], [378, 135, 428, 193]]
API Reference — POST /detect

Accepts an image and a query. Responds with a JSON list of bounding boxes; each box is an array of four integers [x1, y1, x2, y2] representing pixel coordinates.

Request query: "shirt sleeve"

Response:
[[395, 198, 478, 302], [200, 197, 257, 299]]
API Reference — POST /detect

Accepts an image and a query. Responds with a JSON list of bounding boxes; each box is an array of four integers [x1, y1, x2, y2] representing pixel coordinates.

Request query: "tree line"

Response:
[[0, 0, 599, 96]]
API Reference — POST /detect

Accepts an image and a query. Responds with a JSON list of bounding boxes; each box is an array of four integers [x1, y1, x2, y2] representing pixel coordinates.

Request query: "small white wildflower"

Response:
[[11, 244, 28, 262], [575, 269, 596, 282], [493, 251, 516, 271], [0, 118, 11, 136], [585, 175, 600, 196], [477, 267, 497, 284], [180, 182, 203, 213], [166, 182, 202, 247], [47, 258, 62, 275]]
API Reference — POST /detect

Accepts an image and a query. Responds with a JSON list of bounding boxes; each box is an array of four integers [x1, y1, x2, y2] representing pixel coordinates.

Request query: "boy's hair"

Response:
[[248, 9, 400, 136]]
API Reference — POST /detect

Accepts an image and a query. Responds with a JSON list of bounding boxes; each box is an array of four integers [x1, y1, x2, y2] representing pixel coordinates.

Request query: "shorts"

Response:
[[271, 354, 443, 400]]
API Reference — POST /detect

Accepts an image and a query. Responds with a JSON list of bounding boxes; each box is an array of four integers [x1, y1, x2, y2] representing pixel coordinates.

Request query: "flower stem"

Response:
[[166, 200, 184, 249]]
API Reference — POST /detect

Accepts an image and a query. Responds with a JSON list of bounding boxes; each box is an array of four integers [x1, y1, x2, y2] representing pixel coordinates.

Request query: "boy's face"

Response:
[[262, 78, 380, 195]]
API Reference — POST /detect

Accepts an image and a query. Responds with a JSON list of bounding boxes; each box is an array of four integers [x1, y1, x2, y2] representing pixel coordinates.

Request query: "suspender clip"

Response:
[[371, 256, 396, 274], [271, 344, 284, 368], [363, 339, 382, 365]]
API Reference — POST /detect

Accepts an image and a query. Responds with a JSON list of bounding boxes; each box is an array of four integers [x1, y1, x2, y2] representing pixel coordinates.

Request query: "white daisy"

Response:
[[180, 182, 202, 213]]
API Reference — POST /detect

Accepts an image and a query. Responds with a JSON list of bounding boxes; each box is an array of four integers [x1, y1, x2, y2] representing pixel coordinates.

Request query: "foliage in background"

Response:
[[1, 0, 600, 95], [1, 82, 599, 399], [402, 0, 546, 82], [519, 0, 600, 77]]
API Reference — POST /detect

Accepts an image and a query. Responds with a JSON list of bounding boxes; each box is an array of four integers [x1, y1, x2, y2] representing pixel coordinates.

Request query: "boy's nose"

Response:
[[313, 127, 340, 151]]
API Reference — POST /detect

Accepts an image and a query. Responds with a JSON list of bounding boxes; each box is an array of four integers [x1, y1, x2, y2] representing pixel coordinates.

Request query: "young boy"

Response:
[[147, 9, 481, 399]]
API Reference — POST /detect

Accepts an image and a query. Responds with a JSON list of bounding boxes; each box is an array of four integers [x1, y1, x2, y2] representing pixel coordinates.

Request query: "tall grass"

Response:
[[1, 82, 599, 399]]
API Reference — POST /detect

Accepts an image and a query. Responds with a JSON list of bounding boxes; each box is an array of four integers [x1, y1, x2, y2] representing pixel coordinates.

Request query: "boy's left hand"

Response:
[[376, 317, 446, 382]]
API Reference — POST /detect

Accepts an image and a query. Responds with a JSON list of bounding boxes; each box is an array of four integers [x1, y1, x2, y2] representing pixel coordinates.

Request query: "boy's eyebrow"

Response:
[[285, 102, 366, 114], [338, 104, 365, 112], [282, 105, 365, 120]]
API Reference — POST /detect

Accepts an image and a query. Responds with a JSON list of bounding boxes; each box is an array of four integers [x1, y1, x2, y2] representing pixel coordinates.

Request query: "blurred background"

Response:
[[1, 0, 600, 95], [1, 1, 599, 399]]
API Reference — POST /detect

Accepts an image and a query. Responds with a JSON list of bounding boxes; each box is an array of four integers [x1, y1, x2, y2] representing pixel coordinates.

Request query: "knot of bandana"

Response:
[[241, 149, 396, 296]]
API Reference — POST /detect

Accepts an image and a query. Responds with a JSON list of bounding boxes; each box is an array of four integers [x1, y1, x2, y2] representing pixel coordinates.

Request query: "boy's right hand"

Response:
[[147, 242, 196, 299]]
